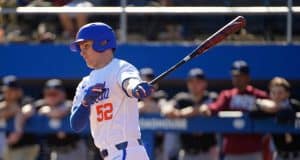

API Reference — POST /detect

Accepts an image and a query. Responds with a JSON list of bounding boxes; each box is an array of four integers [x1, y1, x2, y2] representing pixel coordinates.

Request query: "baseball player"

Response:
[[69, 22, 153, 160]]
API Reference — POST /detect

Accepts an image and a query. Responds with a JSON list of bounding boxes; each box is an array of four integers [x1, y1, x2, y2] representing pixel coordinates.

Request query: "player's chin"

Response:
[[84, 60, 94, 69], [84, 61, 92, 68], [86, 63, 95, 69]]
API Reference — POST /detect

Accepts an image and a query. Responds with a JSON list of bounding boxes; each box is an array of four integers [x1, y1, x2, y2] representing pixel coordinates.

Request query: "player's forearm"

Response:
[[122, 78, 141, 97], [179, 106, 200, 118], [256, 99, 280, 113], [70, 104, 90, 132], [122, 78, 154, 99]]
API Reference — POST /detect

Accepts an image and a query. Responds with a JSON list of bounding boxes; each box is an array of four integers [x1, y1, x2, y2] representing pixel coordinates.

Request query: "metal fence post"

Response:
[[120, 0, 127, 43], [287, 0, 293, 44]]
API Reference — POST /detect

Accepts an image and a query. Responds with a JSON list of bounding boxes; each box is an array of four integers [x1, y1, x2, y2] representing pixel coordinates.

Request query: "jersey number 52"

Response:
[[96, 103, 113, 122]]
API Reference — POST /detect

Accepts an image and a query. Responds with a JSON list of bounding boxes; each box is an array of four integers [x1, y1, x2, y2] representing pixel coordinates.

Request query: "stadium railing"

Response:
[[1, 111, 300, 159], [0, 0, 298, 43], [1, 111, 300, 133]]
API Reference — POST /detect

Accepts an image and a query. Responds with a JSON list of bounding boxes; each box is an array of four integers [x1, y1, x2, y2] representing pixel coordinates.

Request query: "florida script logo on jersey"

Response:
[[85, 82, 112, 122], [79, 82, 110, 103], [94, 82, 110, 102]]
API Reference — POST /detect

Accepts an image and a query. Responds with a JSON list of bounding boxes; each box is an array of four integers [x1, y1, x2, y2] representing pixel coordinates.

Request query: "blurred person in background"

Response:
[[0, 0, 17, 26], [33, 22, 56, 43], [176, 60, 279, 160], [12, 0, 58, 43], [0, 75, 38, 160], [0, 0, 30, 43], [140, 67, 155, 86], [138, 67, 168, 114], [33, 79, 87, 160], [138, 67, 168, 160], [164, 68, 219, 160], [267, 77, 300, 160], [0, 26, 5, 43], [59, 0, 93, 39], [127, 0, 173, 6]]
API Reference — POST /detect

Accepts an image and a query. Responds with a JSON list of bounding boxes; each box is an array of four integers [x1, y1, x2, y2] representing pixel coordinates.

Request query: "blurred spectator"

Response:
[[267, 77, 300, 160], [16, 0, 30, 6], [0, 0, 17, 24], [230, 28, 260, 42], [140, 67, 155, 83], [127, 0, 150, 6], [158, 24, 183, 41], [15, 0, 58, 43], [0, 75, 38, 160], [138, 67, 167, 113], [5, 28, 28, 43], [128, 0, 173, 6], [0, 26, 5, 43], [138, 67, 168, 160], [153, 0, 173, 6], [201, 60, 279, 160], [59, 0, 93, 39], [0, 91, 3, 102], [33, 79, 87, 160], [33, 22, 56, 43], [0, 0, 29, 43], [176, 60, 279, 160], [164, 68, 219, 160], [52, 0, 73, 6], [25, 0, 51, 6]]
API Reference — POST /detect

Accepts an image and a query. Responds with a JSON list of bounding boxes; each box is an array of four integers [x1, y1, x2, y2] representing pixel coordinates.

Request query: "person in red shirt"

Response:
[[177, 60, 279, 160]]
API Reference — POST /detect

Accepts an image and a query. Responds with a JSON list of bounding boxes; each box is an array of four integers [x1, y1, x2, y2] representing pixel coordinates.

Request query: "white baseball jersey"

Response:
[[72, 58, 142, 149]]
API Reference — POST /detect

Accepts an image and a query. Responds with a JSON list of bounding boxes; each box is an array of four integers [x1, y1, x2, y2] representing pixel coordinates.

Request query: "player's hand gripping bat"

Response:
[[149, 16, 246, 85]]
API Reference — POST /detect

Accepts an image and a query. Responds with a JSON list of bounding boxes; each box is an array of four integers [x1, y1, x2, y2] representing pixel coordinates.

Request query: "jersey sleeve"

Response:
[[117, 61, 141, 87], [72, 78, 87, 111], [254, 88, 268, 99], [70, 77, 90, 132], [208, 90, 230, 112]]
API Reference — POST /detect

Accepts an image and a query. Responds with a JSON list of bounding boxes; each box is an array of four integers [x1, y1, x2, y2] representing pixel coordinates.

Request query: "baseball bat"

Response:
[[149, 16, 246, 85]]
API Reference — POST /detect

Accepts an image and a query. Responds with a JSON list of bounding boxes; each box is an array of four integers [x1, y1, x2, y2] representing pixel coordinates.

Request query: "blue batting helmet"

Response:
[[70, 22, 117, 52]]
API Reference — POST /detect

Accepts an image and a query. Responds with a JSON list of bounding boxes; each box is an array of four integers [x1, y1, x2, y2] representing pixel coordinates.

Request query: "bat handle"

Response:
[[149, 57, 189, 85], [150, 73, 166, 85], [149, 76, 161, 85]]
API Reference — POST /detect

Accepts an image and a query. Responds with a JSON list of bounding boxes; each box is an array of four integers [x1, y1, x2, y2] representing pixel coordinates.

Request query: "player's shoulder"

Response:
[[248, 85, 268, 97], [114, 58, 138, 72], [79, 75, 89, 84], [82, 75, 89, 81], [115, 58, 134, 67], [219, 88, 235, 96], [76, 75, 89, 88]]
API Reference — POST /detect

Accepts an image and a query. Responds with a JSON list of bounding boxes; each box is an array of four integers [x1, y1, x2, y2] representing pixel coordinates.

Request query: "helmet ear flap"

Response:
[[92, 40, 102, 52], [92, 40, 110, 52]]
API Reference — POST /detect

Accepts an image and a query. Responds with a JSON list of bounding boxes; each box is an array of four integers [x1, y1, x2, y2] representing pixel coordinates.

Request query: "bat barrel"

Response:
[[149, 16, 246, 85]]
